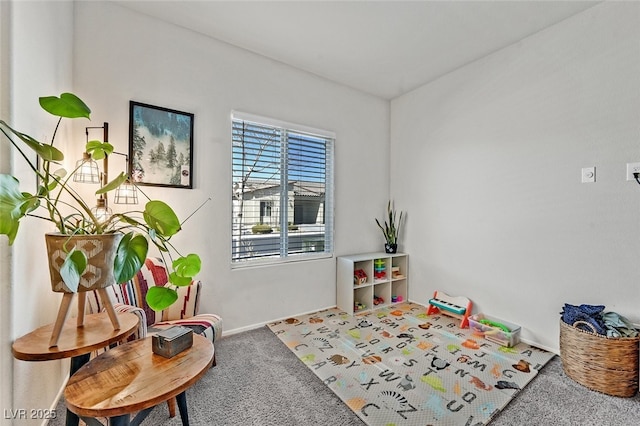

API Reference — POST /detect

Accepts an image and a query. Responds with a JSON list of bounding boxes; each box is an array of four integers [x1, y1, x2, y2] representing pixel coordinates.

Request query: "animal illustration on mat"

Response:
[[311, 337, 332, 351], [328, 354, 350, 366], [470, 375, 493, 391], [462, 339, 480, 349], [496, 381, 521, 390], [398, 374, 416, 391], [377, 390, 410, 410], [513, 360, 531, 373], [430, 357, 450, 370], [362, 355, 382, 365], [357, 319, 373, 328]]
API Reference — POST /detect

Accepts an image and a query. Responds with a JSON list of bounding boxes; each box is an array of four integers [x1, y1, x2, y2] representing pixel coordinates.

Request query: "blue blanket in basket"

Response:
[[561, 303, 638, 337]]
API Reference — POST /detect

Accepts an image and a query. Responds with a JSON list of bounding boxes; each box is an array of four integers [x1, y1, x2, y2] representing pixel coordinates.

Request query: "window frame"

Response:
[[231, 111, 335, 268]]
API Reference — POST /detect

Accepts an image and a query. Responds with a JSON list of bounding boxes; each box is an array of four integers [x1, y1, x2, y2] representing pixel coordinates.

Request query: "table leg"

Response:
[[109, 414, 130, 426], [176, 391, 190, 426], [65, 353, 91, 426]]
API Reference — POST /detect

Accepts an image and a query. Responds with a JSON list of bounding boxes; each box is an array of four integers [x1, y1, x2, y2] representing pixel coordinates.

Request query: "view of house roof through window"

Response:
[[231, 112, 334, 265]]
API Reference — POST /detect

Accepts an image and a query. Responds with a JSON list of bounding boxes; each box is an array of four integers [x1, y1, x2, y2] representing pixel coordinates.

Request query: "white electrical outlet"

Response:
[[581, 167, 595, 183], [626, 162, 640, 181]]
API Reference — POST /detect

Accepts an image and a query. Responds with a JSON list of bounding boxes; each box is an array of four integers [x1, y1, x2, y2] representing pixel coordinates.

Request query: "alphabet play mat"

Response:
[[268, 302, 554, 426]]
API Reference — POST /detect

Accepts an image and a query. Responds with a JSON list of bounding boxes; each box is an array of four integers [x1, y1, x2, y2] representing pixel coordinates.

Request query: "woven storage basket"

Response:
[[559, 319, 639, 397]]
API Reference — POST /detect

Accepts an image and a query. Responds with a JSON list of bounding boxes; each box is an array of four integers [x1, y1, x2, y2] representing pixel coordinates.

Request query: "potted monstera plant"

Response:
[[0, 93, 201, 311]]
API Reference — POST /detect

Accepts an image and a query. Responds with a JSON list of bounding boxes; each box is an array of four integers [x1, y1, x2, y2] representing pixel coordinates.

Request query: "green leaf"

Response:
[[0, 174, 36, 244], [143, 200, 181, 237], [39, 93, 91, 119], [86, 140, 114, 160], [172, 254, 201, 278], [113, 232, 149, 283], [146, 286, 178, 311], [47, 168, 67, 191], [60, 248, 87, 293], [169, 272, 192, 287], [96, 172, 128, 195], [0, 121, 64, 162]]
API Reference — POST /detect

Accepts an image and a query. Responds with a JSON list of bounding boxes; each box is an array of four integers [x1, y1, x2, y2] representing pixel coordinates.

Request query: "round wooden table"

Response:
[[12, 312, 139, 426], [64, 333, 214, 426], [12, 312, 139, 361]]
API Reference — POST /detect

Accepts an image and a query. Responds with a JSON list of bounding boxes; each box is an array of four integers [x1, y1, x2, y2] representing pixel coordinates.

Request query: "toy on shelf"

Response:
[[354, 302, 367, 312], [391, 266, 404, 279], [373, 295, 384, 305], [427, 290, 473, 328], [353, 269, 367, 285], [374, 259, 386, 280]]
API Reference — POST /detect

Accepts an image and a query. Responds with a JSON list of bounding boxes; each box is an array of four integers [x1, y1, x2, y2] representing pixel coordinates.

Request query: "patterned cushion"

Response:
[[161, 281, 201, 321], [155, 313, 223, 343], [88, 257, 222, 343]]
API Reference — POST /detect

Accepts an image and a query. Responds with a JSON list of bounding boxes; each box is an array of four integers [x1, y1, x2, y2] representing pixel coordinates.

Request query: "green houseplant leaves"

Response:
[[0, 93, 204, 311]]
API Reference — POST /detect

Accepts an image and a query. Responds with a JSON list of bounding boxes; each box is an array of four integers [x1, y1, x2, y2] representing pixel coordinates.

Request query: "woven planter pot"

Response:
[[45, 233, 123, 293], [559, 319, 639, 397]]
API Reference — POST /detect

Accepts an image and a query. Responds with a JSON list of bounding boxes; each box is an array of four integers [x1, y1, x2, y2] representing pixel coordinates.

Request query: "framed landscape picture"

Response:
[[129, 101, 194, 188]]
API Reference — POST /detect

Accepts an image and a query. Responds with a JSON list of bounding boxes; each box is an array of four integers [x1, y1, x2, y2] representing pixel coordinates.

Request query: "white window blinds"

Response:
[[231, 112, 334, 265]]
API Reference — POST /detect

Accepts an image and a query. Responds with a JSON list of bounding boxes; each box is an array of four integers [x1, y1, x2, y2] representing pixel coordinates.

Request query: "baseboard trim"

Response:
[[222, 305, 338, 337]]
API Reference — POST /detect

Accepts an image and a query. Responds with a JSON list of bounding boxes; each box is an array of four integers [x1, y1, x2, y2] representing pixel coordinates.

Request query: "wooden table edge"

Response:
[[11, 312, 139, 361], [65, 334, 214, 419]]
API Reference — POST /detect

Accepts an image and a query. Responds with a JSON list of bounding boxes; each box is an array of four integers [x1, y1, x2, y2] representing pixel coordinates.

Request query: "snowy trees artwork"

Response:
[[129, 101, 194, 188]]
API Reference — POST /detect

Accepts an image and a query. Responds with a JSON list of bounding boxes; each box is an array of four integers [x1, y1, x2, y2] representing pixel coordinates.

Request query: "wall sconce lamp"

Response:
[[74, 122, 139, 219]]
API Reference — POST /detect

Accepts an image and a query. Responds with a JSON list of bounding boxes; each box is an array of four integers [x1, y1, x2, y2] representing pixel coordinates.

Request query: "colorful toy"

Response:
[[479, 319, 510, 333], [373, 295, 384, 305], [373, 259, 386, 280], [353, 269, 367, 285], [427, 290, 473, 328], [354, 302, 367, 311]]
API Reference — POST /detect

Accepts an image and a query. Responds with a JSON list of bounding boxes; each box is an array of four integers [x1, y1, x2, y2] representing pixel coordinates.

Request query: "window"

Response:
[[231, 112, 334, 265]]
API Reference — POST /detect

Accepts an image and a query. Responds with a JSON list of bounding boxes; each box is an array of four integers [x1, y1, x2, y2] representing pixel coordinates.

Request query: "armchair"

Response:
[[86, 257, 222, 356]]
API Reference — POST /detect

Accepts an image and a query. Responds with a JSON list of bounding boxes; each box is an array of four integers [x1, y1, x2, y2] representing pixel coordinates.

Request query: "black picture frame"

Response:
[[129, 101, 194, 189]]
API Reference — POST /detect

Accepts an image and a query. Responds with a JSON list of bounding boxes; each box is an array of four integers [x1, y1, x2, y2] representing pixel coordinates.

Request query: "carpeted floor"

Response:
[[49, 322, 640, 425]]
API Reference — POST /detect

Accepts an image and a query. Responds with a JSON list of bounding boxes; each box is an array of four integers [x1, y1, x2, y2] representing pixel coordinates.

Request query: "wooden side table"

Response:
[[12, 312, 139, 426], [64, 333, 214, 426]]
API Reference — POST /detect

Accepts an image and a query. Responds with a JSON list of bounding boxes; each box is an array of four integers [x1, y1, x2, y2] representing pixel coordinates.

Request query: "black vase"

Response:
[[384, 243, 397, 254]]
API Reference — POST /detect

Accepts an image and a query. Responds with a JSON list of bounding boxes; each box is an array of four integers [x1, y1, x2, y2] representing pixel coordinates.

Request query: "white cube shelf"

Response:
[[337, 252, 408, 315]]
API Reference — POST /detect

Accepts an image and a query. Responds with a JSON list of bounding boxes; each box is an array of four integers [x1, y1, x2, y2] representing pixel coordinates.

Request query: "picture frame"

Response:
[[129, 101, 194, 188]]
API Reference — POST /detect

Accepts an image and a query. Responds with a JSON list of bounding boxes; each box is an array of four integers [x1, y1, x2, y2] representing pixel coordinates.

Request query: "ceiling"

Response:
[[115, 1, 600, 100]]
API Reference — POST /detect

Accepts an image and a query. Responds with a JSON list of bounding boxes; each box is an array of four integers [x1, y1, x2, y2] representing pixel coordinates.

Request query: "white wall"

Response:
[[0, 2, 11, 422], [73, 1, 390, 333], [3, 1, 75, 425], [391, 2, 640, 351]]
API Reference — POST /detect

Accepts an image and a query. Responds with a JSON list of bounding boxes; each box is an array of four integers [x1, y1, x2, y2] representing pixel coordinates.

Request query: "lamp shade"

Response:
[[113, 179, 139, 205], [74, 152, 100, 184], [91, 198, 112, 223]]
